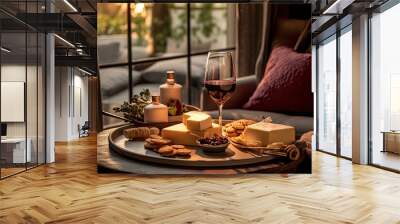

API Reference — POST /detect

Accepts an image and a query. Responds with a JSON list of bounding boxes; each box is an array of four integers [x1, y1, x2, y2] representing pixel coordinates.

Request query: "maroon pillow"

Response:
[[243, 46, 312, 115]]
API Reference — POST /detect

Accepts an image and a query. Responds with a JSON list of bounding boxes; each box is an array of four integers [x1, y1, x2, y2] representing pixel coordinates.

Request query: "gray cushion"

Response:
[[206, 109, 313, 136], [97, 42, 121, 65], [100, 67, 141, 96], [132, 83, 189, 104], [132, 83, 162, 96], [140, 55, 207, 85]]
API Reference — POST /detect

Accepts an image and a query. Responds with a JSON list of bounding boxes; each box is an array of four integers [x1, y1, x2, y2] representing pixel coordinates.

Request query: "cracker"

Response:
[[232, 123, 245, 130], [171, 145, 185, 149], [150, 127, 160, 135], [226, 126, 236, 133], [158, 146, 176, 157], [151, 138, 171, 145], [150, 134, 162, 139], [160, 151, 176, 157], [235, 129, 243, 134], [158, 145, 174, 154], [124, 127, 158, 139], [144, 142, 159, 150], [145, 138, 154, 144], [227, 132, 238, 137], [175, 148, 191, 156]]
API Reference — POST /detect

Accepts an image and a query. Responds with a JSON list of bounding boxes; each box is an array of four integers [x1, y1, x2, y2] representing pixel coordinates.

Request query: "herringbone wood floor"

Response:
[[1, 135, 400, 224]]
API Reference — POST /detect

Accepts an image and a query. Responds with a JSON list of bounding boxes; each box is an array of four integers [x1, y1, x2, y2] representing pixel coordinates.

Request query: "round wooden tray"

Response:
[[108, 124, 277, 168]]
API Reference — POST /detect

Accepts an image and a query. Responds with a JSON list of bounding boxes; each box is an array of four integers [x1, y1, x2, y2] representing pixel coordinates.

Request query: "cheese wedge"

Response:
[[161, 123, 220, 146], [241, 122, 295, 146], [182, 111, 212, 131]]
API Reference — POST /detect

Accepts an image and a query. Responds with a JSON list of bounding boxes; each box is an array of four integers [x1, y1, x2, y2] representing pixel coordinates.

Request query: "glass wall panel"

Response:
[[0, 1, 46, 178], [317, 36, 337, 154], [339, 28, 352, 158], [371, 4, 400, 171], [0, 30, 28, 177]]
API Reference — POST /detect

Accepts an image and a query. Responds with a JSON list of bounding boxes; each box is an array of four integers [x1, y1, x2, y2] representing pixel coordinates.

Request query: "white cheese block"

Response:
[[182, 111, 212, 131], [241, 122, 295, 146], [161, 123, 220, 146]]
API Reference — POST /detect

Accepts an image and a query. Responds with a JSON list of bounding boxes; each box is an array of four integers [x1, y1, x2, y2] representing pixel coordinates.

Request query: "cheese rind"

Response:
[[241, 122, 295, 146], [161, 123, 220, 146], [182, 111, 212, 131]]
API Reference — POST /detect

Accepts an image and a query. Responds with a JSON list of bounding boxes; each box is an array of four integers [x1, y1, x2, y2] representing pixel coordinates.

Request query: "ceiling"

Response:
[[0, 0, 97, 74], [311, 0, 390, 43]]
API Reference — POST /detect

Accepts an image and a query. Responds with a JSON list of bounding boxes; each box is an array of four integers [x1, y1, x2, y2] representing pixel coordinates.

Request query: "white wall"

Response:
[[1, 65, 28, 138], [55, 66, 69, 141], [55, 67, 89, 141]]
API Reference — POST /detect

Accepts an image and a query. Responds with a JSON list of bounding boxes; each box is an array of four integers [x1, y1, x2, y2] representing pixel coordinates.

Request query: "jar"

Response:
[[144, 95, 168, 123], [160, 71, 182, 105]]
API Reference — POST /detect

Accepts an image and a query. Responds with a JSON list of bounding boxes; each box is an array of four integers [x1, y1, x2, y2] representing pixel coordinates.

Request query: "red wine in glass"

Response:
[[204, 80, 236, 105], [204, 51, 236, 131]]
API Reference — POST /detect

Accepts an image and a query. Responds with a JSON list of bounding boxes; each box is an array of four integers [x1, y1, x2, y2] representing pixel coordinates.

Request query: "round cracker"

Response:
[[227, 132, 238, 137], [149, 127, 160, 135], [171, 145, 185, 149], [160, 151, 176, 157], [226, 126, 236, 133], [233, 123, 245, 130], [175, 148, 191, 156], [144, 142, 159, 150], [150, 134, 162, 139], [145, 138, 154, 143], [158, 145, 174, 154], [151, 138, 171, 145]]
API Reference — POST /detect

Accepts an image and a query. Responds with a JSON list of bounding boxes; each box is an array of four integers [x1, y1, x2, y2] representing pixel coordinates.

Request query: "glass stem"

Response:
[[218, 104, 223, 128]]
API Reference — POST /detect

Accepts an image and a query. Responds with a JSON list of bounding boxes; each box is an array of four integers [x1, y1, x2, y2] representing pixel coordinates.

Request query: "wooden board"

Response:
[[109, 125, 277, 167], [1, 82, 25, 122]]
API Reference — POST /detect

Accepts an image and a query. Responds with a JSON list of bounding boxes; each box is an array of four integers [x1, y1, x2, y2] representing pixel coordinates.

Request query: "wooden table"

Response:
[[1, 137, 32, 166], [97, 128, 310, 174], [381, 131, 400, 154]]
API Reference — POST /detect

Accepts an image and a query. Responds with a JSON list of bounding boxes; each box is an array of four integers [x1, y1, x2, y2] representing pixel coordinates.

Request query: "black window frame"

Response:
[[367, 0, 400, 173], [98, 3, 235, 129]]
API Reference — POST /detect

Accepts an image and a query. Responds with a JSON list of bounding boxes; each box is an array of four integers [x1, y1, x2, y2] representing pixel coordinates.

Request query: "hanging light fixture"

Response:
[[54, 34, 75, 48], [77, 67, 93, 76], [1, 47, 11, 53], [63, 0, 78, 12], [323, 0, 354, 15]]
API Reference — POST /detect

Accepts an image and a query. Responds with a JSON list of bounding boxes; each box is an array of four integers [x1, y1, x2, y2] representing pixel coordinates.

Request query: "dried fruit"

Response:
[[198, 135, 228, 146]]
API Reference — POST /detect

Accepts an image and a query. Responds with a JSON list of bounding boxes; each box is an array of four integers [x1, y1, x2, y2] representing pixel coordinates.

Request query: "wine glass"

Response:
[[204, 51, 236, 130]]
